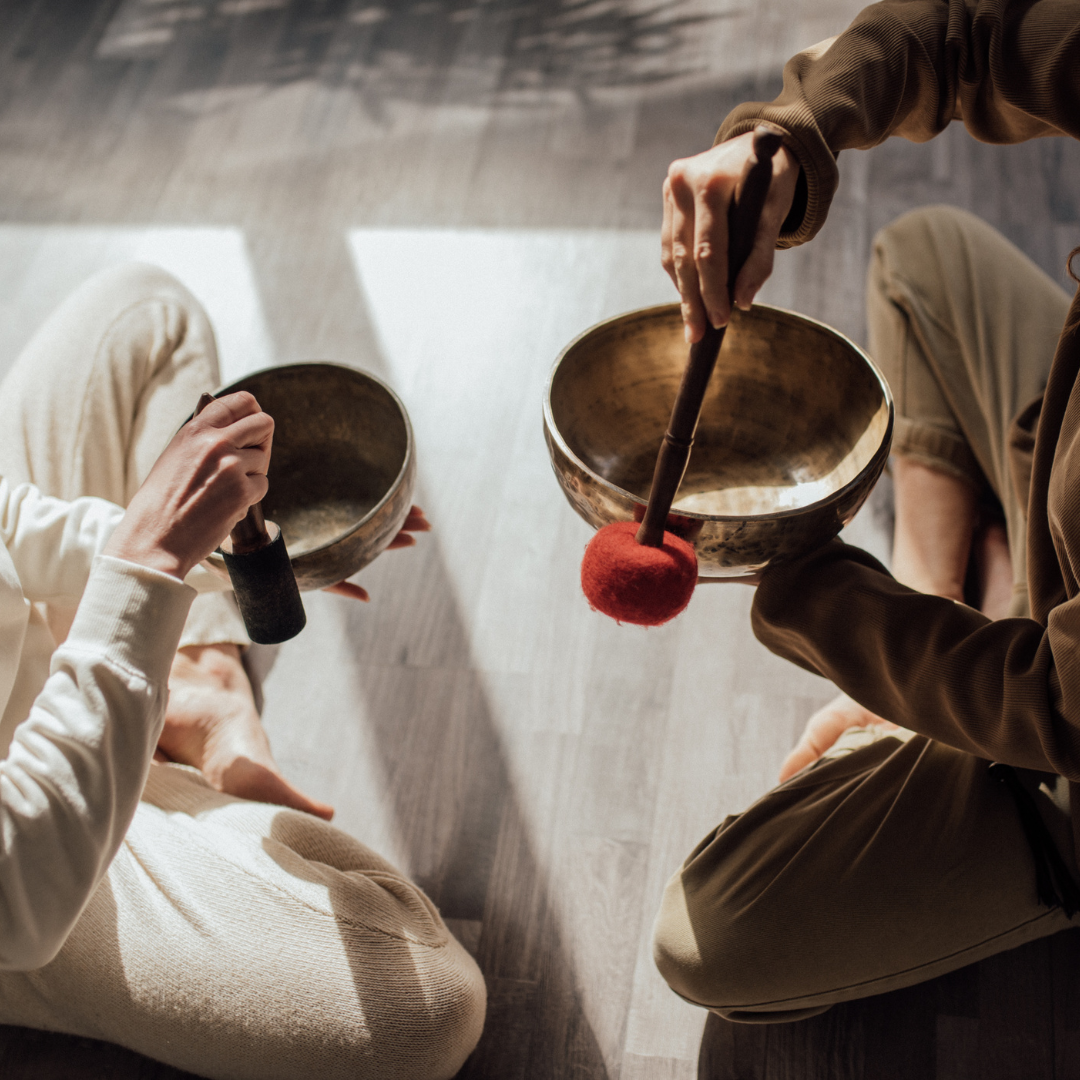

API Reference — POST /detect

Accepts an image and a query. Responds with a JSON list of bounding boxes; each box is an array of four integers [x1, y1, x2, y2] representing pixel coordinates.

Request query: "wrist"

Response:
[[103, 529, 191, 582]]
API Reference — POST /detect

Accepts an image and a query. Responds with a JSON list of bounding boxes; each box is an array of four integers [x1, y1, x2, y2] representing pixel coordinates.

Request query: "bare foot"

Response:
[[159, 644, 334, 820]]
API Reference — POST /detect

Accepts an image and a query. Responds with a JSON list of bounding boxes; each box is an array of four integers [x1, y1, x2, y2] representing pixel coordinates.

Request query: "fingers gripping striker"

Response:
[[193, 393, 306, 645]]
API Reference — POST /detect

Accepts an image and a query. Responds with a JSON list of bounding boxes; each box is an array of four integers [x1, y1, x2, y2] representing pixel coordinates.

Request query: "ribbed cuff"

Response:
[[64, 555, 196, 686], [714, 113, 839, 249]]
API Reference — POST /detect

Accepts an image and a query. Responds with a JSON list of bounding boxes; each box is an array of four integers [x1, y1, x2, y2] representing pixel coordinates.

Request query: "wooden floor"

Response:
[[700, 929, 1080, 1080], [0, 1, 1079, 1078]]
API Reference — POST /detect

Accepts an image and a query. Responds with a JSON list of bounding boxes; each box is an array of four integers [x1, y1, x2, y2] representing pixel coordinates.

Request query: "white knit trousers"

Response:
[[0, 264, 486, 1079]]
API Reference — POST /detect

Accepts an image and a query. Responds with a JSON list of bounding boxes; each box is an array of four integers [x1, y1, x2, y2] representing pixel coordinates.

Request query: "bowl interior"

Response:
[[549, 304, 890, 518], [219, 364, 409, 556]]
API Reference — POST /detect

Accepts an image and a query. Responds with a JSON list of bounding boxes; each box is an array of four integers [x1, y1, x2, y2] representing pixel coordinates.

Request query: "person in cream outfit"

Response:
[[0, 262, 485, 1079]]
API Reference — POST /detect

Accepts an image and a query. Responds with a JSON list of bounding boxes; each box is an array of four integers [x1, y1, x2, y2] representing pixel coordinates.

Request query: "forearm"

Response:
[[0, 556, 193, 969], [751, 540, 1080, 774], [0, 481, 124, 603], [717, 0, 1080, 244]]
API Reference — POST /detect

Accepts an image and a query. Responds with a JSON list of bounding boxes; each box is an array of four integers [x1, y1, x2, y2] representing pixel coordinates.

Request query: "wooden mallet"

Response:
[[193, 392, 307, 645], [580, 125, 785, 625]]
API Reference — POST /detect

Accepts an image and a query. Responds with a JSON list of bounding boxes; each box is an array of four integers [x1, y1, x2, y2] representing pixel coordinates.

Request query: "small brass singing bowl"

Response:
[[544, 303, 893, 577], [207, 362, 416, 591]]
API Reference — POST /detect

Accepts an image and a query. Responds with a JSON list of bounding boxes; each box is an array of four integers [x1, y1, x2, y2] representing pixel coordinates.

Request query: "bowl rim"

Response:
[[214, 360, 415, 559], [543, 301, 894, 525]]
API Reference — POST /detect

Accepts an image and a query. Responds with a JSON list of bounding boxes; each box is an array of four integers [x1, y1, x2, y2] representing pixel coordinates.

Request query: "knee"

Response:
[[371, 938, 487, 1080], [867, 205, 978, 361], [425, 957, 487, 1079], [873, 203, 969, 247], [250, 816, 488, 1079], [73, 263, 212, 353], [652, 872, 748, 1010], [651, 848, 800, 1011], [285, 932, 485, 1080], [77, 261, 197, 313], [871, 204, 989, 281]]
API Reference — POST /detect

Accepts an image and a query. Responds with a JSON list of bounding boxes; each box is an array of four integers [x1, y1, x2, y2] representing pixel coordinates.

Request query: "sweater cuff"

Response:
[[714, 114, 838, 248], [64, 555, 196, 686], [715, 36, 843, 249]]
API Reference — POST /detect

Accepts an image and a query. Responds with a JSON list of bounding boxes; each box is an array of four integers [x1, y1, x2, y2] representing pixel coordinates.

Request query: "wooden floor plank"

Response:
[[0, 1024, 199, 1079], [1053, 929, 1080, 1080], [698, 930, 1080, 1080]]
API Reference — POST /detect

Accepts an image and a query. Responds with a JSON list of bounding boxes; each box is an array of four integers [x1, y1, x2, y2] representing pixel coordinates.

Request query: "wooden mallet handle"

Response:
[[229, 498, 271, 555], [636, 125, 785, 548]]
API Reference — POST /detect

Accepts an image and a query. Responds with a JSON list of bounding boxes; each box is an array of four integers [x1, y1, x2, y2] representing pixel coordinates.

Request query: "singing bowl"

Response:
[[544, 303, 893, 577], [207, 362, 416, 591]]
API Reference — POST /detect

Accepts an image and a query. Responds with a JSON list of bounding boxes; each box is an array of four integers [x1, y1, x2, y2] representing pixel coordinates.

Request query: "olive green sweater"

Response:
[[721, 0, 1080, 845]]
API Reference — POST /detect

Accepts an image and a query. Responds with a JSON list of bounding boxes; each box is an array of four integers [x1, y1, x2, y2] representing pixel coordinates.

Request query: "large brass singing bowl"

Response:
[[208, 362, 415, 592], [544, 303, 893, 577]]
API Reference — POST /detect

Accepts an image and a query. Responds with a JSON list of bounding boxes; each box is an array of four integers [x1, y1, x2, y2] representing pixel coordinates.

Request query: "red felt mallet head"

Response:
[[580, 126, 784, 626], [581, 521, 697, 625]]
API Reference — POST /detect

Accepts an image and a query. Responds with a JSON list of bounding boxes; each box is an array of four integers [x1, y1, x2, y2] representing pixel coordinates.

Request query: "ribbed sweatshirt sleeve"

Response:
[[0, 555, 194, 970], [0, 481, 123, 604], [0, 479, 231, 599], [752, 540, 1080, 776], [716, 0, 1080, 245]]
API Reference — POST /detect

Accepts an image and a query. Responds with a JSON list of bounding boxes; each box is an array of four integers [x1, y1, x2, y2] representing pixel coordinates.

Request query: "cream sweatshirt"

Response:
[[0, 479, 227, 970]]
